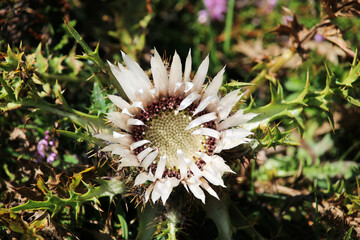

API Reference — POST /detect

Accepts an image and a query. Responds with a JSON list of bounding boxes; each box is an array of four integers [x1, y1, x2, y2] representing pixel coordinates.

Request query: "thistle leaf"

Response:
[[0, 45, 24, 71]]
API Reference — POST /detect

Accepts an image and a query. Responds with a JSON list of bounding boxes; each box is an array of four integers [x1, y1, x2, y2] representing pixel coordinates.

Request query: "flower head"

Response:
[[97, 49, 256, 205]]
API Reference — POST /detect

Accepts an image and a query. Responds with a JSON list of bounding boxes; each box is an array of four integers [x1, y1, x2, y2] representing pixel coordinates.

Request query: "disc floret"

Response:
[[131, 97, 217, 179]]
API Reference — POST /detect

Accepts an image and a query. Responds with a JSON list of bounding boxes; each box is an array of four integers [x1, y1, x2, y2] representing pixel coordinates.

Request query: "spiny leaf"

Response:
[[259, 125, 299, 149], [37, 176, 50, 196], [0, 102, 22, 112], [65, 46, 84, 75], [69, 166, 96, 190], [293, 70, 310, 102], [269, 81, 284, 104], [0, 45, 24, 71], [0, 208, 29, 234], [11, 177, 125, 217], [56, 129, 104, 145], [34, 44, 48, 73], [338, 49, 360, 87], [89, 79, 109, 115], [223, 81, 255, 89], [0, 209, 46, 239], [0, 75, 15, 101], [244, 101, 306, 132], [81, 178, 125, 202]]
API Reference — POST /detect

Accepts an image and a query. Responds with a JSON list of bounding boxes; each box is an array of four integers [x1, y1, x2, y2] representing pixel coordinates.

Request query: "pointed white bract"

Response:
[[155, 155, 166, 179], [192, 55, 209, 92], [192, 128, 221, 139], [178, 92, 201, 111], [121, 51, 153, 91], [169, 51, 182, 95], [177, 149, 188, 179], [130, 139, 151, 151], [218, 109, 258, 130], [96, 49, 255, 205], [184, 49, 192, 83], [151, 49, 168, 97], [108, 94, 131, 110], [193, 95, 218, 116], [202, 66, 225, 100], [137, 147, 153, 161], [185, 112, 217, 130], [127, 118, 145, 126], [141, 149, 159, 169]]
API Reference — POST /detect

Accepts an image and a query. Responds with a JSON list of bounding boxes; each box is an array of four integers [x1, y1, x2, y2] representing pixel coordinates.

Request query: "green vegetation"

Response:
[[1, 0, 360, 239]]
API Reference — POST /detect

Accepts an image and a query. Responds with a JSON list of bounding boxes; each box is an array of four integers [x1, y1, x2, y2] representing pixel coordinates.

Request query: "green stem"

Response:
[[205, 195, 266, 240], [64, 21, 105, 69], [137, 204, 159, 240], [18, 98, 107, 132], [204, 196, 233, 240], [167, 210, 178, 240], [223, 0, 235, 54], [64, 20, 126, 98], [39, 72, 83, 83]]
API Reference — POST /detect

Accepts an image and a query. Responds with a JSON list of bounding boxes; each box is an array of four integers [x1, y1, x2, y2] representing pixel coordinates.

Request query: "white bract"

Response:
[[96, 49, 256, 205]]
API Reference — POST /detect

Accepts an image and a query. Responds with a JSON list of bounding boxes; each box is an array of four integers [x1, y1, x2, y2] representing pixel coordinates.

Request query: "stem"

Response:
[[167, 210, 179, 240], [205, 195, 266, 240], [204, 196, 233, 240], [223, 0, 235, 54], [39, 72, 83, 83], [64, 20, 126, 98], [137, 204, 159, 240], [18, 98, 107, 132], [64, 21, 105, 69]]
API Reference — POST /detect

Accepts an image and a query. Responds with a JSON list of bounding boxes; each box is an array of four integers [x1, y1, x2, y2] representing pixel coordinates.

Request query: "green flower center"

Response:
[[144, 110, 205, 168]]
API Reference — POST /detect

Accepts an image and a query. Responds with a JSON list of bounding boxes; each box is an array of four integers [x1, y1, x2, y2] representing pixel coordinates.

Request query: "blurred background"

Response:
[[1, 0, 360, 239]]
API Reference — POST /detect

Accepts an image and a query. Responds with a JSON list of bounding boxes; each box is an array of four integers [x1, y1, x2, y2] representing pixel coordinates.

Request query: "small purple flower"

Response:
[[35, 130, 58, 164], [36, 139, 48, 159], [198, 9, 210, 25], [314, 33, 325, 42], [283, 15, 293, 25], [268, 0, 278, 9], [203, 0, 228, 21], [46, 152, 57, 164]]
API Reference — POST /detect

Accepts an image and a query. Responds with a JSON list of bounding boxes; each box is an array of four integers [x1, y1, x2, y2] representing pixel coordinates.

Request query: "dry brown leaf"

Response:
[[13, 186, 45, 201], [317, 24, 355, 58], [9, 127, 27, 141], [233, 39, 282, 61], [321, 0, 360, 18]]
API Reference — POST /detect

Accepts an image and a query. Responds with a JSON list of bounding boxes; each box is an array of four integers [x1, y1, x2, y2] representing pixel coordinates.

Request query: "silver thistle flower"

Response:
[[96, 49, 256, 205]]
